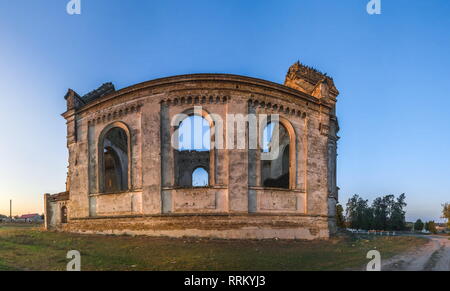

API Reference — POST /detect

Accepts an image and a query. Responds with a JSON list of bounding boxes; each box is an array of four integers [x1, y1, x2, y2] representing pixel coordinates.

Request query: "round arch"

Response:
[[259, 115, 297, 189], [97, 121, 132, 193], [172, 107, 217, 187], [192, 167, 209, 187]]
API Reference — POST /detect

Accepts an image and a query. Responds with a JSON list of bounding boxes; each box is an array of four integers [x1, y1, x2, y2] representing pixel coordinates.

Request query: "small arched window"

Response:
[[192, 167, 209, 187], [100, 126, 129, 193], [61, 206, 68, 224], [261, 121, 292, 189]]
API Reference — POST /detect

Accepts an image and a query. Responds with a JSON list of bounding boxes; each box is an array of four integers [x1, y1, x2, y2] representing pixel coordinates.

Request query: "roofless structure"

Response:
[[44, 62, 340, 240]]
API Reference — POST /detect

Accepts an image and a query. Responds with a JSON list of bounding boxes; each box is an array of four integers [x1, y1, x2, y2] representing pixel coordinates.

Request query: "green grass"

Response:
[[0, 225, 427, 271]]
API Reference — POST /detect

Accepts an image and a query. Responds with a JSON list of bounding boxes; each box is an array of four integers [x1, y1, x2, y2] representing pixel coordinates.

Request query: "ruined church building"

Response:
[[45, 62, 340, 240]]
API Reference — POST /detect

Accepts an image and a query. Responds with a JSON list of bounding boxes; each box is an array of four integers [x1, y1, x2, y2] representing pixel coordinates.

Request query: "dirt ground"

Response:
[[382, 235, 450, 271]]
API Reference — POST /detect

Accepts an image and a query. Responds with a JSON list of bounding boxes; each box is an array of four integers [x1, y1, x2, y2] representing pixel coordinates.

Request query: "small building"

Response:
[[19, 214, 43, 223], [436, 224, 449, 233]]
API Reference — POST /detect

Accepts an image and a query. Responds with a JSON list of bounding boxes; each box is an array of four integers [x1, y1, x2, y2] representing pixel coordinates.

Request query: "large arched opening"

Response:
[[98, 123, 131, 193], [174, 114, 213, 187], [261, 118, 296, 189]]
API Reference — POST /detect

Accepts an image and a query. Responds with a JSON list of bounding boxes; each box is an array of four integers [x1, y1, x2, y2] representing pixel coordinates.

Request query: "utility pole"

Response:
[[9, 200, 12, 219]]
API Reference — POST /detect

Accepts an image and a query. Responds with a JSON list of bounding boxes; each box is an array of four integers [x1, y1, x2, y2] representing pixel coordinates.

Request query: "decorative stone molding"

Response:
[[160, 95, 230, 106], [87, 102, 143, 125], [48, 191, 70, 202], [247, 98, 308, 119], [284, 61, 339, 102]]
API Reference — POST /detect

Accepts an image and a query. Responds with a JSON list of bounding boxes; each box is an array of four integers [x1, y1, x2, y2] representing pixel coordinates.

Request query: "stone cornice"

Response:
[[248, 98, 308, 119], [86, 101, 143, 125], [160, 94, 229, 105], [63, 74, 333, 117]]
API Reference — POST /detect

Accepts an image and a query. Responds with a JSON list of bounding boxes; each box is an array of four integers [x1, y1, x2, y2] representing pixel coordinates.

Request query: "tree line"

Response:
[[336, 197, 450, 232], [411, 203, 449, 233], [412, 219, 438, 233], [337, 193, 407, 231]]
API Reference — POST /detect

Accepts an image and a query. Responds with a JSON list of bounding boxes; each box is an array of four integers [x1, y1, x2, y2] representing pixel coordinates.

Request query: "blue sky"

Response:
[[0, 0, 449, 221]]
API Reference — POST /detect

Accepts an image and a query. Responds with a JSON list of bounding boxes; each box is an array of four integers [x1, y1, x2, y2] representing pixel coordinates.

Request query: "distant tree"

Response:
[[346, 195, 372, 230], [405, 222, 414, 231], [372, 195, 392, 230], [414, 219, 424, 232], [425, 221, 437, 234], [336, 203, 346, 229], [442, 203, 450, 228], [346, 193, 408, 231], [389, 193, 407, 231], [361, 205, 374, 230], [346, 195, 359, 229], [370, 194, 407, 231]]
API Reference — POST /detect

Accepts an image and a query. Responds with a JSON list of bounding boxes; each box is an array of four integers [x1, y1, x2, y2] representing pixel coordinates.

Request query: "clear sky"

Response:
[[0, 0, 449, 221]]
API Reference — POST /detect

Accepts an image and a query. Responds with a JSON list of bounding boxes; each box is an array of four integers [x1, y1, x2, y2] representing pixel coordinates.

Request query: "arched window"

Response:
[[61, 206, 68, 224], [192, 167, 209, 187], [100, 126, 129, 193], [261, 121, 293, 189], [175, 115, 212, 187], [178, 115, 210, 151]]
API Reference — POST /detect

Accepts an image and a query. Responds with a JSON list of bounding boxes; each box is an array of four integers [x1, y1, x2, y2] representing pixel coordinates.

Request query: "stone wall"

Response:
[[58, 214, 331, 240], [47, 65, 340, 240], [44, 192, 69, 229]]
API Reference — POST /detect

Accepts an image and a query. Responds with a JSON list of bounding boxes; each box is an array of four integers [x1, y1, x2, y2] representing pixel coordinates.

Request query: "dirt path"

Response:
[[382, 235, 450, 271]]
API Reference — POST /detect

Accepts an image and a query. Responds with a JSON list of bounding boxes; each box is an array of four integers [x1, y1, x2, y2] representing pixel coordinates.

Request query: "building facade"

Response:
[[44, 62, 340, 240]]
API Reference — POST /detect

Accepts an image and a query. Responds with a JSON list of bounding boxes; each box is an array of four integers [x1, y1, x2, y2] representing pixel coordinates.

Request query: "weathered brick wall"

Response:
[[49, 72, 339, 240], [59, 214, 331, 240]]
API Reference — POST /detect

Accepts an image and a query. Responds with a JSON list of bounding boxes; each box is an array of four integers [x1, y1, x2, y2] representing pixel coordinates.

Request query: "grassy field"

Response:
[[0, 225, 427, 271]]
